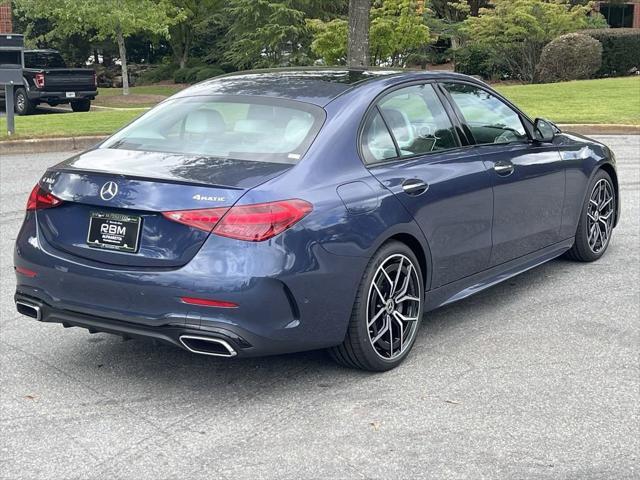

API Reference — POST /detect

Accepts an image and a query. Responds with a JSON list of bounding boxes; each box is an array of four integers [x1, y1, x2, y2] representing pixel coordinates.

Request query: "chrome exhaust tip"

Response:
[[178, 335, 237, 357], [16, 301, 42, 321]]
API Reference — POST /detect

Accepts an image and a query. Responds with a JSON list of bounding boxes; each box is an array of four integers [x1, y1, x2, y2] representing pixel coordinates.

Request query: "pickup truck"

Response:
[[0, 49, 98, 115]]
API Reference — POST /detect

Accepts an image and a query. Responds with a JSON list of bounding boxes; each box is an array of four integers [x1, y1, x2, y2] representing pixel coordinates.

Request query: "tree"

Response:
[[462, 0, 597, 83], [168, 0, 223, 69], [311, 0, 431, 67], [370, 0, 431, 66], [308, 18, 349, 65], [424, 0, 490, 47], [347, 0, 371, 67], [427, 0, 489, 22], [223, 0, 310, 69], [14, 0, 180, 95]]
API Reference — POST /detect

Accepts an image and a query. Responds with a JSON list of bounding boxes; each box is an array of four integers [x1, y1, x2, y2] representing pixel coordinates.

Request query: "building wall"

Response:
[[595, 1, 640, 28], [0, 2, 12, 34]]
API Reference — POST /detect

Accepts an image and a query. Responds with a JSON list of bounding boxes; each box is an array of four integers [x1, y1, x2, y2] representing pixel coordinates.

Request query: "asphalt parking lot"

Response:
[[1, 135, 638, 480]]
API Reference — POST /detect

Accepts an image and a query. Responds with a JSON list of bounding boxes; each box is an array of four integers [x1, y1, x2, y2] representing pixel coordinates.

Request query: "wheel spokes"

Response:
[[368, 306, 386, 327], [394, 264, 413, 300], [370, 316, 390, 344], [391, 257, 403, 296], [372, 281, 387, 303], [392, 310, 419, 323]]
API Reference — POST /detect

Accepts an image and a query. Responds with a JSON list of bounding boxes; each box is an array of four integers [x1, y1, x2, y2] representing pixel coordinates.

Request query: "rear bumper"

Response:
[[14, 292, 297, 358], [14, 213, 367, 357], [28, 90, 98, 103]]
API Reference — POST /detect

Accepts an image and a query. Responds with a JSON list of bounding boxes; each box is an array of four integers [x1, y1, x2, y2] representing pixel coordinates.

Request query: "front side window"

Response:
[[361, 83, 459, 164], [443, 83, 528, 145], [101, 96, 324, 165]]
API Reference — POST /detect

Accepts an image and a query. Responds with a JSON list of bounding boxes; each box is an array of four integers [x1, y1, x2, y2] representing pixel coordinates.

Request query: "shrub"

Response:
[[582, 28, 640, 76], [172, 65, 225, 84], [193, 66, 225, 82], [537, 33, 602, 82], [138, 63, 177, 84], [172, 66, 200, 84], [461, 0, 595, 83], [454, 44, 509, 80]]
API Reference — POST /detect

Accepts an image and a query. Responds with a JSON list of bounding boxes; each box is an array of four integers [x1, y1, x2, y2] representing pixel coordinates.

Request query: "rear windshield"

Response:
[[24, 52, 67, 69], [101, 96, 325, 164]]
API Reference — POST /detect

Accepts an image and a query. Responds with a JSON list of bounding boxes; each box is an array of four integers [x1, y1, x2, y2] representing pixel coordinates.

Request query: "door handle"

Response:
[[494, 161, 514, 176], [401, 178, 429, 196]]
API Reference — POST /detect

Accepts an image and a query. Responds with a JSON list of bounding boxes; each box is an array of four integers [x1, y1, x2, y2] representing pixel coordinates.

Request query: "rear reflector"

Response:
[[180, 297, 238, 308], [26, 184, 63, 211], [163, 199, 312, 241], [15, 266, 37, 277]]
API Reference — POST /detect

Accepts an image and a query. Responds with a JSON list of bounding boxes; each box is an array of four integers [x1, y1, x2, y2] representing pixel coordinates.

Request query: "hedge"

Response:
[[582, 28, 640, 77]]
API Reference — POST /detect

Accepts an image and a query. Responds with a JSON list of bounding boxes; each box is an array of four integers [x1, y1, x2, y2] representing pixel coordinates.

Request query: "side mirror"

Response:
[[534, 118, 556, 143]]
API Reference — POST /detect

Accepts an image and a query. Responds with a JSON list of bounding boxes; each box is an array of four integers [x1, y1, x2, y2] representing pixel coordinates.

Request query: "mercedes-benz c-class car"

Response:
[[14, 69, 619, 371]]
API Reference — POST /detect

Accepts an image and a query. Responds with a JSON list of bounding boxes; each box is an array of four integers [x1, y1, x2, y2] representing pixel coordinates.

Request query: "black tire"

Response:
[[329, 241, 424, 372], [14, 87, 35, 115], [70, 99, 91, 112], [565, 169, 616, 262]]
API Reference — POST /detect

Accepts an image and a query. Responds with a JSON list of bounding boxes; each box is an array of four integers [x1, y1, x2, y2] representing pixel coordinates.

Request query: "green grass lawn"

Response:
[[495, 77, 640, 125], [0, 110, 143, 139], [92, 85, 185, 108], [98, 85, 185, 97], [1, 77, 638, 140]]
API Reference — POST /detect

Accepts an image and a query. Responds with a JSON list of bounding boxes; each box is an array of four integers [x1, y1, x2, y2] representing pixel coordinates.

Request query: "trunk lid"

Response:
[[38, 148, 291, 268]]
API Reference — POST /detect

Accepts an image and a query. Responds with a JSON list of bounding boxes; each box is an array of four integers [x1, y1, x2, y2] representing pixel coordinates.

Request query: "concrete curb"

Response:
[[557, 124, 640, 135], [1, 136, 107, 155], [1, 125, 638, 155]]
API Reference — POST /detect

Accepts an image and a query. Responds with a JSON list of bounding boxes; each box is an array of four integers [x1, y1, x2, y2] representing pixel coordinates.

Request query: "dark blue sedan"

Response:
[[14, 69, 619, 371]]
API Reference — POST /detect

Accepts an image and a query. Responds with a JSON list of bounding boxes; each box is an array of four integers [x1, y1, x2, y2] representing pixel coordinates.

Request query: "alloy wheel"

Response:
[[366, 253, 421, 360], [586, 178, 615, 254], [15, 92, 25, 113]]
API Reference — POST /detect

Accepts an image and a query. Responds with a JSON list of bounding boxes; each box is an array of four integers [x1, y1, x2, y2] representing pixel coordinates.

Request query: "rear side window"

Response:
[[361, 111, 397, 164], [24, 52, 67, 69], [443, 83, 528, 145], [362, 84, 459, 164], [101, 96, 325, 164]]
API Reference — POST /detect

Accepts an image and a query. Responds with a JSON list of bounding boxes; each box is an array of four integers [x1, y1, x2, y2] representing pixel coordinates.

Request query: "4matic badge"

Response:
[[193, 194, 226, 202]]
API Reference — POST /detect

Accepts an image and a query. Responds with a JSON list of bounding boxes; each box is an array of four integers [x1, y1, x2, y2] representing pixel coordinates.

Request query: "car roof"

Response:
[[173, 67, 481, 107]]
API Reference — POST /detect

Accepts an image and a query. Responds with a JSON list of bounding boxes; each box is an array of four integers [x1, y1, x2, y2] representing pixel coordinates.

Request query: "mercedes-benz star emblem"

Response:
[[100, 181, 118, 201]]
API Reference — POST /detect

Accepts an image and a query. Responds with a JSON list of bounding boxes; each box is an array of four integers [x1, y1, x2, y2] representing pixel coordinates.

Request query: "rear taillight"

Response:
[[162, 199, 312, 241], [93, 72, 97, 88], [34, 72, 45, 88], [162, 207, 229, 232], [26, 184, 63, 211], [214, 200, 312, 241]]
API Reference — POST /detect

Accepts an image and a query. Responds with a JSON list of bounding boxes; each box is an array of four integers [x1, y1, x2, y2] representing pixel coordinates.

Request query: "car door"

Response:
[[363, 82, 494, 288], [440, 82, 565, 266]]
